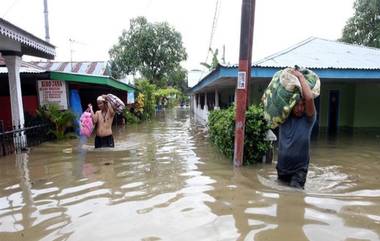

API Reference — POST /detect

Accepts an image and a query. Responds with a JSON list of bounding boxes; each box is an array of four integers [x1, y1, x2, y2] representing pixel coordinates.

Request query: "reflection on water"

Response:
[[0, 108, 379, 241]]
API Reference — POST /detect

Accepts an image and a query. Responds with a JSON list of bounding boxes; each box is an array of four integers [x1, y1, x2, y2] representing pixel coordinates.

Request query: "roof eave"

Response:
[[0, 18, 56, 59], [49, 71, 137, 92]]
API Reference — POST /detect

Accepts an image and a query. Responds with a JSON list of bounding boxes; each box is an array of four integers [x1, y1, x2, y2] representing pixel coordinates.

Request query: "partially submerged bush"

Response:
[[123, 109, 141, 124], [208, 105, 272, 165], [135, 79, 156, 120], [37, 104, 76, 140]]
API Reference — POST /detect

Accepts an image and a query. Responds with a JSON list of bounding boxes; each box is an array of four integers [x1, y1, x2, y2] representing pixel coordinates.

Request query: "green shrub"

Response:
[[208, 105, 272, 165], [36, 104, 76, 140], [155, 87, 182, 108], [123, 109, 141, 124], [136, 79, 156, 120]]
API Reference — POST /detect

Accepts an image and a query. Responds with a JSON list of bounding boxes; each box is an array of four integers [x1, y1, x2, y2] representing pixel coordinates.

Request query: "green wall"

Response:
[[317, 82, 380, 128], [319, 82, 355, 128], [353, 83, 380, 127], [249, 81, 267, 105]]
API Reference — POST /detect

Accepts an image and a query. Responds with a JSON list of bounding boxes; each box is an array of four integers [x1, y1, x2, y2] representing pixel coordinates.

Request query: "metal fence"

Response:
[[0, 121, 53, 156]]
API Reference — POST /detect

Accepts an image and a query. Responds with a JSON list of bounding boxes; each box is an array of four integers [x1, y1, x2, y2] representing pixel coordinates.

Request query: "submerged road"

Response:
[[0, 108, 379, 241]]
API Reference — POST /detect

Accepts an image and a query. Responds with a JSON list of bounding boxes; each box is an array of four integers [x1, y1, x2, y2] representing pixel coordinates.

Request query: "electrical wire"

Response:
[[2, 0, 23, 18], [204, 0, 221, 64]]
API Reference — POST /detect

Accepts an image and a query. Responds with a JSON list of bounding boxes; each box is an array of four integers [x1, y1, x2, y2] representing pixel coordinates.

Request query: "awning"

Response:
[[50, 71, 137, 93]]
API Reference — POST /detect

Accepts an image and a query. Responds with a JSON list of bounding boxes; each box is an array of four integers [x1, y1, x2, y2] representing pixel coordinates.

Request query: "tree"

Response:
[[109, 16, 187, 85], [163, 65, 188, 92], [340, 0, 380, 48]]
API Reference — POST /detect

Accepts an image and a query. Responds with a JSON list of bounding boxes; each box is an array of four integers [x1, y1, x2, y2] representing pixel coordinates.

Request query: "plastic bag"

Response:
[[80, 111, 94, 137]]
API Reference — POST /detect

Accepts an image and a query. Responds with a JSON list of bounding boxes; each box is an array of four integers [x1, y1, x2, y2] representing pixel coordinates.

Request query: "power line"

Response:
[[204, 0, 221, 63], [2, 0, 22, 18]]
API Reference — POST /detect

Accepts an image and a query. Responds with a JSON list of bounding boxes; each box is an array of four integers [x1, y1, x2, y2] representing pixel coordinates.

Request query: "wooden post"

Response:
[[233, 0, 256, 166]]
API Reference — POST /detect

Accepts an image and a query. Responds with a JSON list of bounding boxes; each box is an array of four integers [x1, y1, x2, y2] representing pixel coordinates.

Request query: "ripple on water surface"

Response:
[[0, 109, 379, 241]]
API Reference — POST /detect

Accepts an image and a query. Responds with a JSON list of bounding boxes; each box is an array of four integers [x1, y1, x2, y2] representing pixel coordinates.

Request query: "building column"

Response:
[[214, 89, 220, 110], [190, 95, 194, 113], [192, 95, 196, 113], [198, 94, 201, 109], [2, 53, 27, 149], [204, 92, 208, 111], [204, 92, 208, 121], [4, 54, 27, 146]]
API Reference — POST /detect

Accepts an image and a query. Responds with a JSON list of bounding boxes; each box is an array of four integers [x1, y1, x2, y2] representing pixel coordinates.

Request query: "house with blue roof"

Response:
[[189, 37, 380, 133]]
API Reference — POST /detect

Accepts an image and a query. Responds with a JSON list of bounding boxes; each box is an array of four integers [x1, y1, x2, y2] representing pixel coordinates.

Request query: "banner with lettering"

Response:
[[38, 80, 68, 110]]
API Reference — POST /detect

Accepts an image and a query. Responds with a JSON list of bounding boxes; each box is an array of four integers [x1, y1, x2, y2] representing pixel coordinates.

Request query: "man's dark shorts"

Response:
[[95, 135, 114, 148], [277, 168, 308, 189]]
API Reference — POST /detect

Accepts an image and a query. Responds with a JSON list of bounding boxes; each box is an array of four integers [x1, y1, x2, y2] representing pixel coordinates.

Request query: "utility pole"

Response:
[[43, 0, 50, 42], [233, 0, 256, 166], [69, 38, 74, 71], [69, 38, 87, 71]]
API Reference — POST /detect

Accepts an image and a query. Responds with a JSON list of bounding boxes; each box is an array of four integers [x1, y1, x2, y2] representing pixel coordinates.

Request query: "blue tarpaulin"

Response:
[[69, 89, 83, 135]]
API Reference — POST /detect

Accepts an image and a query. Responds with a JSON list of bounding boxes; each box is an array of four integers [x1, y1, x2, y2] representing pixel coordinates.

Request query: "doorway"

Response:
[[312, 96, 320, 137], [328, 90, 339, 134]]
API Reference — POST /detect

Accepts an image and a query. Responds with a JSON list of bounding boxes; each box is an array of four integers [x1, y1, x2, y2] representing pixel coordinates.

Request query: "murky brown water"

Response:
[[0, 108, 379, 241]]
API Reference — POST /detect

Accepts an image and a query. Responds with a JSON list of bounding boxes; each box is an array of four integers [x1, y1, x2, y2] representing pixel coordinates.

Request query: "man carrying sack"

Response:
[[262, 66, 320, 188], [88, 94, 125, 148]]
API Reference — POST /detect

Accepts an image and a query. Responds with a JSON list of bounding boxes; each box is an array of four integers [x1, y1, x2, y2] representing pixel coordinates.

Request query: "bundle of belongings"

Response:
[[262, 66, 320, 129], [107, 94, 126, 114]]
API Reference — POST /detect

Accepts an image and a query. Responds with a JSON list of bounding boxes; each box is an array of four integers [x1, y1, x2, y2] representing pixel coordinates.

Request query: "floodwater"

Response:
[[0, 108, 379, 241]]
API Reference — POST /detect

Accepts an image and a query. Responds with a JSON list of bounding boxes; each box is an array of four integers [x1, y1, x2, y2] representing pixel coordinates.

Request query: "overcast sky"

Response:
[[3, 0, 355, 72]]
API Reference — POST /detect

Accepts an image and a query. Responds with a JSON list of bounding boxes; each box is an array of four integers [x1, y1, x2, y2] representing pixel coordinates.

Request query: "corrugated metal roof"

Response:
[[49, 71, 137, 93], [253, 37, 380, 70], [189, 37, 380, 93], [0, 56, 46, 74], [31, 61, 108, 76], [0, 66, 45, 74]]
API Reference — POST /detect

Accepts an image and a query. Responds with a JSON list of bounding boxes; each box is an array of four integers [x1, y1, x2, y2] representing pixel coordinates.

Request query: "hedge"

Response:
[[208, 105, 272, 165]]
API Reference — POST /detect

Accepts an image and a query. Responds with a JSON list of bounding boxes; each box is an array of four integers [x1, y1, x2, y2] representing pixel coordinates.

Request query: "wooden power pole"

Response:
[[233, 0, 256, 166]]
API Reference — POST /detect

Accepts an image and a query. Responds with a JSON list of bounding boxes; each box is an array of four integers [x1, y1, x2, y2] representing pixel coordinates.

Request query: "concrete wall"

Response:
[[353, 83, 380, 127], [219, 88, 235, 108], [319, 82, 355, 128], [249, 81, 268, 105], [319, 82, 380, 128]]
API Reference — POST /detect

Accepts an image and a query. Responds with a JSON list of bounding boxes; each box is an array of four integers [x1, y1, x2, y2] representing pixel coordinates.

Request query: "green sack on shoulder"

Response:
[[262, 67, 320, 129]]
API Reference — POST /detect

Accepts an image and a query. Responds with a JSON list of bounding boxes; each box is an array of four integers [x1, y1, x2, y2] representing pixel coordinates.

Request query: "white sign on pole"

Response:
[[127, 92, 135, 104], [38, 80, 68, 110], [237, 71, 246, 89]]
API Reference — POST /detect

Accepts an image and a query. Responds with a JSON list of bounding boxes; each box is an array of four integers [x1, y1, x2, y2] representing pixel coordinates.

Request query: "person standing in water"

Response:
[[276, 69, 316, 189], [88, 95, 115, 148]]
